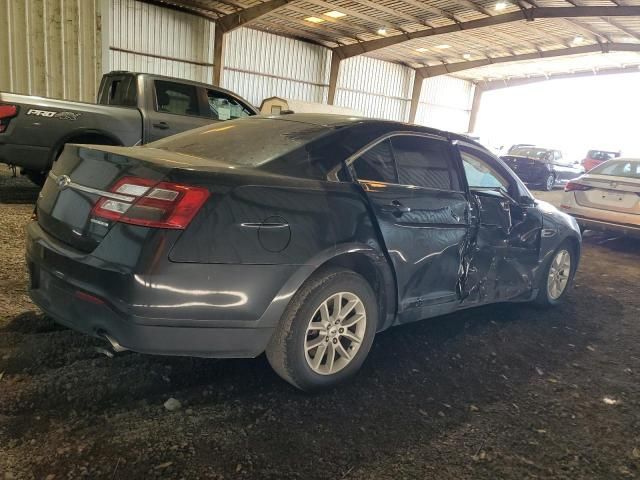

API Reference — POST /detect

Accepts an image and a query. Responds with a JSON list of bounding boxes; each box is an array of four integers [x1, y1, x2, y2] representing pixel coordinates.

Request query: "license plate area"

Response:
[[600, 191, 625, 202]]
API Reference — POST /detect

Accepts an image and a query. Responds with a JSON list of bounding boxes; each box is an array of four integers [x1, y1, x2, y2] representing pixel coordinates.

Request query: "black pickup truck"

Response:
[[0, 71, 258, 184]]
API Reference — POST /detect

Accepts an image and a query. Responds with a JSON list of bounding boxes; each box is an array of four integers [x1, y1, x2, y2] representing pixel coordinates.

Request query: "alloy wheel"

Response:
[[547, 249, 571, 300], [546, 175, 555, 191], [304, 292, 367, 375]]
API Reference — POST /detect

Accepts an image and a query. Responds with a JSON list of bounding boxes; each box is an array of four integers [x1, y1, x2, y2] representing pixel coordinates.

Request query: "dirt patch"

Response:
[[1, 170, 639, 479]]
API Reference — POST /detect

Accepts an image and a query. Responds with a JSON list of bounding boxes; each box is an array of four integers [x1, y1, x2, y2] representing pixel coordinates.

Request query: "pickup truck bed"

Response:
[[0, 71, 257, 184], [0, 93, 142, 171]]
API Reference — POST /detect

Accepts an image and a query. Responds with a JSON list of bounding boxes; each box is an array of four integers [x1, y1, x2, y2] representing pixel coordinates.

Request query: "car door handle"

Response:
[[380, 201, 411, 216], [153, 121, 170, 130]]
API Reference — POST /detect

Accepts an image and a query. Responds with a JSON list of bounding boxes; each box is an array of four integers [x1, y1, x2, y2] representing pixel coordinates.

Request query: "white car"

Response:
[[560, 158, 640, 238]]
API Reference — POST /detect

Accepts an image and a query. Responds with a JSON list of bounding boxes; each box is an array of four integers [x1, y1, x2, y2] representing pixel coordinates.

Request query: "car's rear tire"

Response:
[[266, 267, 378, 391], [534, 241, 576, 307], [544, 173, 555, 191]]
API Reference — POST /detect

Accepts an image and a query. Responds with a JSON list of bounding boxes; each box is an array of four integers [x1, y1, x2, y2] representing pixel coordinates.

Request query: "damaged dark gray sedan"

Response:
[[26, 114, 581, 390]]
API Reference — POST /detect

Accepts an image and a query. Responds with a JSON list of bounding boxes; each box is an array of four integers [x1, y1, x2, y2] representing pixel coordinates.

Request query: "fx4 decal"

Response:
[[26, 109, 81, 121]]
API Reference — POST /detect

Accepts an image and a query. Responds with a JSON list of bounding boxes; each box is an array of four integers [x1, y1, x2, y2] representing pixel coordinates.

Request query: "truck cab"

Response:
[[0, 71, 258, 184]]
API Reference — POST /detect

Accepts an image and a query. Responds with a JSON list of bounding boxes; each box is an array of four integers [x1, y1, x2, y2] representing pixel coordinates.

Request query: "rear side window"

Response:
[[99, 76, 137, 107], [352, 139, 397, 183], [391, 135, 459, 190], [155, 81, 200, 116], [206, 89, 253, 120]]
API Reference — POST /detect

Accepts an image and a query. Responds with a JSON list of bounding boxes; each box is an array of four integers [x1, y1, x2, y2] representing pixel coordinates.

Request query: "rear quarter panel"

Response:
[[170, 175, 382, 266]]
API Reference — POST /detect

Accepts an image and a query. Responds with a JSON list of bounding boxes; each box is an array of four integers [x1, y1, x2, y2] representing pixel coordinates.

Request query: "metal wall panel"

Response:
[[415, 76, 475, 132], [222, 28, 331, 107], [0, 0, 102, 102], [109, 0, 215, 83], [335, 56, 414, 121]]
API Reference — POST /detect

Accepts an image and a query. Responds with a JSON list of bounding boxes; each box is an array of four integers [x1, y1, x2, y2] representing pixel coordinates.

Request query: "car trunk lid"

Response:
[[36, 144, 212, 252], [573, 174, 640, 215]]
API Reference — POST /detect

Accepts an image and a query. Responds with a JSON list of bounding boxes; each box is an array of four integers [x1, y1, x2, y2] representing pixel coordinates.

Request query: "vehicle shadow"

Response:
[[0, 169, 39, 204], [581, 230, 640, 256]]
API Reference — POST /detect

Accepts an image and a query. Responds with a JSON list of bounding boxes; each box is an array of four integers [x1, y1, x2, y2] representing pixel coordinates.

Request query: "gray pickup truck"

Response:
[[0, 71, 258, 184]]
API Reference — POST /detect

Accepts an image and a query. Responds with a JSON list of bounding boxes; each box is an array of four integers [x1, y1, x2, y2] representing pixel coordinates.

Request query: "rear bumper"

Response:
[[26, 221, 314, 358], [28, 271, 275, 358], [0, 141, 50, 170]]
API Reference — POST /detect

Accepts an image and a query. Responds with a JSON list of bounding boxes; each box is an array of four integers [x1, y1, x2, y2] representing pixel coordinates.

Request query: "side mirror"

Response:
[[518, 195, 535, 207]]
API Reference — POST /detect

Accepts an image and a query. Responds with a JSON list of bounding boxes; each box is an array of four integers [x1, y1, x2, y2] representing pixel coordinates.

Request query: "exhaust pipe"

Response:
[[103, 333, 128, 353], [95, 331, 128, 356]]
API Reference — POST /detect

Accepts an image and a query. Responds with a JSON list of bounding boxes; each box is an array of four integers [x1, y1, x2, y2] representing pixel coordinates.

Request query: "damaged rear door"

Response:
[[350, 132, 470, 324], [456, 142, 542, 304]]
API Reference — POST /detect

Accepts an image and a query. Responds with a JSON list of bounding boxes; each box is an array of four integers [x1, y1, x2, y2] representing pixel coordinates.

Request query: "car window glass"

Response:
[[100, 76, 137, 107], [352, 139, 397, 183], [391, 135, 458, 190], [206, 89, 252, 120], [591, 160, 640, 179], [460, 148, 510, 190], [155, 81, 200, 116]]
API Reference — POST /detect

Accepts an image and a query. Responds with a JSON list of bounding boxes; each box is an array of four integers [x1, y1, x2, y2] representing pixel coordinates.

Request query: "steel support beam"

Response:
[[408, 71, 424, 124], [212, 0, 289, 86], [415, 43, 640, 78], [467, 86, 483, 133], [480, 65, 640, 90], [213, 27, 226, 86], [332, 6, 640, 59], [327, 53, 342, 105], [216, 0, 289, 32]]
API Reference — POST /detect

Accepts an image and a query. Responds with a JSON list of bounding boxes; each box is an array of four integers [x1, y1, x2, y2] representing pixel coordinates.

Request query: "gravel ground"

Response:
[[1, 169, 639, 479]]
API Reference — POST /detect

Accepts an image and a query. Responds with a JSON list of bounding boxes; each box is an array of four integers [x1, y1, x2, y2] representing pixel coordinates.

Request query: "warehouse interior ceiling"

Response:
[[148, 0, 640, 83]]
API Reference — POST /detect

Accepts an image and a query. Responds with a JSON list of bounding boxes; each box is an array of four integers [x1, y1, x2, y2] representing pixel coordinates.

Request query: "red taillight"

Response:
[[91, 176, 210, 229], [0, 104, 18, 133], [565, 181, 592, 192]]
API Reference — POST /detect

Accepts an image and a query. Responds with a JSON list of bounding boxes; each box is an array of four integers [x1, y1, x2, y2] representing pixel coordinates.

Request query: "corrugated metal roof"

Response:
[[155, 0, 640, 83]]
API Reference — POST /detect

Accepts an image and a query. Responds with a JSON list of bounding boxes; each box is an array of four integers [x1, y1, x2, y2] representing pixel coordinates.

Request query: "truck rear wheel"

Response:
[[27, 134, 120, 187], [23, 170, 47, 187]]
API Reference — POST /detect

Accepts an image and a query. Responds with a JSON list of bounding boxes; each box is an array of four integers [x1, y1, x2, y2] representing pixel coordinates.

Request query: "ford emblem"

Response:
[[56, 174, 72, 190]]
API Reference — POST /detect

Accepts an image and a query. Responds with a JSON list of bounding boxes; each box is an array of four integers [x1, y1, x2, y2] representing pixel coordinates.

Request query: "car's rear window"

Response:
[[587, 150, 618, 161], [149, 117, 331, 167], [509, 147, 550, 159], [590, 160, 640, 179]]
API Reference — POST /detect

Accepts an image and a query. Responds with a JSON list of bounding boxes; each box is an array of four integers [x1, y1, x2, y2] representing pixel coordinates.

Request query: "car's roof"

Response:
[[261, 113, 480, 145]]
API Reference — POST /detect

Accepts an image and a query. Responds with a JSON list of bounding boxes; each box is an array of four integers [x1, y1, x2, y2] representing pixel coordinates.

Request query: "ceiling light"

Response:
[[305, 16, 325, 23], [435, 44, 451, 49], [463, 53, 472, 59], [377, 28, 387, 35], [324, 10, 346, 18], [495, 1, 508, 10], [572, 35, 585, 45], [416, 47, 429, 52]]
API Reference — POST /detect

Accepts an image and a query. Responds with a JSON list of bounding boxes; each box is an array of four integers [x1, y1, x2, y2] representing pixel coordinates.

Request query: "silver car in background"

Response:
[[560, 158, 640, 238]]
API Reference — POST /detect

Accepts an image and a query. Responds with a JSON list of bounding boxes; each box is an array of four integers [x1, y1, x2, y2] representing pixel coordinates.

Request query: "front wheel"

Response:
[[266, 268, 378, 391], [535, 242, 576, 307], [544, 173, 555, 191]]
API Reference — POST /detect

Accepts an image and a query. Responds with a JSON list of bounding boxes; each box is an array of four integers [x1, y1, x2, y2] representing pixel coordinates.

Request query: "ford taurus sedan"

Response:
[[26, 114, 581, 390], [560, 158, 640, 238]]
